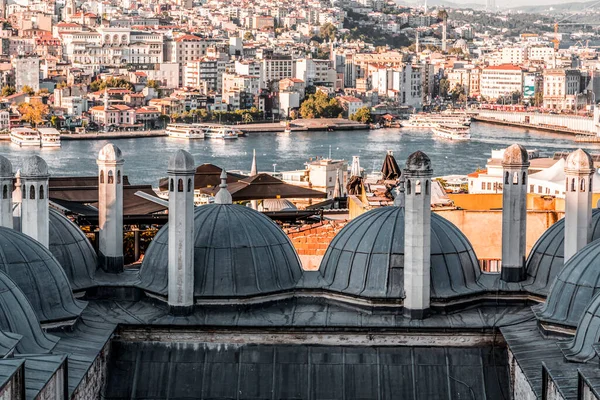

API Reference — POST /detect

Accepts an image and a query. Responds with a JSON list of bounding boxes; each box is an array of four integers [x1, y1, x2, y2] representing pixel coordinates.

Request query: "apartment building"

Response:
[[183, 57, 227, 93], [480, 64, 524, 100], [259, 56, 294, 88], [543, 68, 582, 110], [222, 73, 259, 110]]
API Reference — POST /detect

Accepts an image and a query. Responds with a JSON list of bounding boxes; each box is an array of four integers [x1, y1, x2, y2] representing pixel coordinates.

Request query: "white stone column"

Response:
[[501, 144, 530, 282], [564, 149, 595, 263], [403, 151, 433, 319], [20, 156, 49, 248], [167, 150, 195, 315], [97, 143, 124, 273], [0, 156, 13, 229]]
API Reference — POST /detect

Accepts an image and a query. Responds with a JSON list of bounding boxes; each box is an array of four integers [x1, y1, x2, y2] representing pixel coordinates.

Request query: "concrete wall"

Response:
[[435, 209, 562, 260], [478, 110, 598, 134], [73, 341, 111, 400], [508, 348, 536, 400]]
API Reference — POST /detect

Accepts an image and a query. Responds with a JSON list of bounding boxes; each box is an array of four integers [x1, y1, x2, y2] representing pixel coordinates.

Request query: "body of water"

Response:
[[2, 122, 599, 186]]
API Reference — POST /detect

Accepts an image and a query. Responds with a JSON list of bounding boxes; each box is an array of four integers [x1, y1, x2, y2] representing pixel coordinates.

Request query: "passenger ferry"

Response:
[[431, 124, 471, 141], [10, 128, 40, 147], [38, 128, 61, 148], [284, 121, 292, 134], [203, 126, 240, 140], [166, 124, 205, 139], [401, 113, 472, 128]]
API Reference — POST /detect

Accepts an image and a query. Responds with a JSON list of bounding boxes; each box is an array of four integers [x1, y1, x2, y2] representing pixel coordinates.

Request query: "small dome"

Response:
[[523, 210, 600, 296], [565, 149, 595, 173], [0, 156, 12, 178], [318, 206, 484, 300], [257, 199, 297, 212], [139, 204, 303, 300], [168, 150, 195, 173], [405, 151, 432, 172], [21, 155, 48, 177], [454, 39, 467, 48], [502, 144, 529, 166], [97, 143, 123, 162], [49, 209, 97, 290], [0, 271, 58, 354], [535, 240, 600, 328], [558, 291, 600, 362], [0, 227, 86, 323]]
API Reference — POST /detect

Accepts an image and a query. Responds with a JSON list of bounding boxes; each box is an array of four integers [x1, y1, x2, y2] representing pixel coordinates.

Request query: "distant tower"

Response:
[[0, 156, 13, 229], [215, 170, 233, 204], [333, 168, 342, 198], [97, 143, 124, 273], [403, 151, 433, 319], [103, 88, 109, 111], [20, 156, 49, 248], [442, 17, 448, 53], [564, 149, 595, 263], [501, 144, 529, 282], [350, 156, 361, 177], [416, 30, 420, 54], [64, 0, 76, 21], [167, 150, 196, 315], [424, 0, 428, 14]]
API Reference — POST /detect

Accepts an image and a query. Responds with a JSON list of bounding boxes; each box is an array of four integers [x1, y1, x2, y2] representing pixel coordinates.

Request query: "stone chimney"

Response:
[[20, 155, 49, 248]]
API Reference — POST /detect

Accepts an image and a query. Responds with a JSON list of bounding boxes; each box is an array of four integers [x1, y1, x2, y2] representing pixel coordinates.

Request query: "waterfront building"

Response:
[[480, 64, 524, 100], [543, 68, 583, 110]]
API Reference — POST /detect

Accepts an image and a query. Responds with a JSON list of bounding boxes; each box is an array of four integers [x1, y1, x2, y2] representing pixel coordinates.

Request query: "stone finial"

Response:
[[214, 170, 232, 205]]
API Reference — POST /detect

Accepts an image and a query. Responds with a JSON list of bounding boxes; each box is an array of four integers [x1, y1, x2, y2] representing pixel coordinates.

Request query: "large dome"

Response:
[[523, 209, 600, 296], [0, 271, 58, 354], [49, 209, 97, 291], [318, 206, 484, 300], [534, 240, 600, 328], [558, 290, 600, 363], [140, 204, 303, 301], [0, 227, 86, 323]]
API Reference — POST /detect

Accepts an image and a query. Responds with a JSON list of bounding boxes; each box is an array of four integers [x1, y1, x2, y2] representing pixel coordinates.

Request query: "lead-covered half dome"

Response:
[[318, 206, 484, 300], [524, 209, 600, 296], [0, 227, 86, 324], [140, 204, 303, 300], [49, 209, 97, 290], [558, 290, 600, 363], [535, 240, 600, 328]]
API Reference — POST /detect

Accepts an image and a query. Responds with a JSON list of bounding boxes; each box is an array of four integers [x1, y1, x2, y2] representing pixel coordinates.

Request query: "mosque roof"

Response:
[[257, 198, 297, 212], [0, 156, 12, 179], [158, 163, 247, 191], [318, 206, 485, 300], [21, 155, 49, 177], [139, 204, 303, 300], [558, 290, 600, 362], [502, 143, 529, 166], [97, 143, 123, 163], [167, 150, 195, 173]]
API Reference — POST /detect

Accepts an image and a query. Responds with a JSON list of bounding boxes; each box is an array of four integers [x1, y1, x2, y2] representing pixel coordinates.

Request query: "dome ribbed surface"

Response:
[[558, 290, 600, 362], [140, 204, 303, 299], [524, 209, 600, 296], [318, 206, 484, 299], [49, 209, 97, 290], [0, 271, 57, 354], [0, 227, 86, 323], [535, 240, 600, 328]]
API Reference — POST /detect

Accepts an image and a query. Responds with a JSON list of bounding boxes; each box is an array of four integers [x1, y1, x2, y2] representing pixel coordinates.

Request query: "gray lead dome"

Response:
[[0, 227, 86, 323], [318, 207, 484, 300], [140, 204, 303, 300], [168, 149, 195, 172], [21, 155, 48, 177]]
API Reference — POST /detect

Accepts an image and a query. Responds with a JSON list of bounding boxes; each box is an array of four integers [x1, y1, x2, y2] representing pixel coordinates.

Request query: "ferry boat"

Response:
[[38, 128, 61, 148], [431, 124, 471, 141], [401, 113, 471, 128], [284, 121, 292, 134], [166, 124, 205, 139], [10, 128, 40, 147], [203, 126, 239, 140]]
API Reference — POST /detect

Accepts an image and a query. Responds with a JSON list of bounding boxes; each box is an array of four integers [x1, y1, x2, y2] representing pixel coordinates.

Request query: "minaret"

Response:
[[12, 170, 21, 231], [20, 156, 49, 248], [250, 150, 258, 210], [564, 149, 595, 262], [103, 88, 109, 111], [350, 156, 361, 177], [333, 168, 341, 198], [442, 17, 448, 53], [403, 151, 433, 319], [501, 144, 530, 282], [167, 150, 195, 315], [97, 143, 124, 273], [0, 156, 13, 229], [215, 170, 232, 204]]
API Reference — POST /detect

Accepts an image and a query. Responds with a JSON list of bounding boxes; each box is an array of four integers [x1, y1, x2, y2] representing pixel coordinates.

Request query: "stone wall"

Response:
[[285, 221, 348, 270], [508, 348, 536, 400], [546, 373, 566, 400], [37, 364, 66, 400], [71, 340, 111, 400]]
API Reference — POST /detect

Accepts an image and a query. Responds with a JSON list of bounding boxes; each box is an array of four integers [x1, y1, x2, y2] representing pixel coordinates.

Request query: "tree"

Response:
[[90, 77, 134, 92], [1, 86, 15, 97], [300, 91, 343, 119], [319, 23, 337, 41], [18, 102, 48, 127], [170, 113, 179, 123], [349, 107, 372, 123], [243, 31, 254, 41], [147, 80, 161, 90], [242, 113, 253, 123], [439, 79, 450, 98], [21, 85, 35, 96], [50, 115, 59, 128], [533, 91, 543, 107], [56, 81, 68, 89]]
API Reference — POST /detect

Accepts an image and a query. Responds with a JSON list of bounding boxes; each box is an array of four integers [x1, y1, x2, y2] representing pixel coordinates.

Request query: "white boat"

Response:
[[401, 113, 471, 128], [38, 128, 61, 148], [10, 128, 40, 147], [284, 122, 292, 134], [203, 126, 239, 139], [166, 124, 205, 139], [431, 124, 471, 141]]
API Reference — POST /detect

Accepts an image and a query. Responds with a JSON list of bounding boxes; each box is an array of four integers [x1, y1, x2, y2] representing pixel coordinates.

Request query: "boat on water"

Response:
[[166, 124, 205, 139], [202, 126, 240, 140], [10, 128, 41, 147], [401, 113, 471, 128], [37, 128, 61, 148], [284, 121, 292, 134], [431, 124, 471, 141]]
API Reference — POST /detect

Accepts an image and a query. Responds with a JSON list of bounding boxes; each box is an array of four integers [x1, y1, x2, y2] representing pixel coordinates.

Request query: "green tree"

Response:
[[170, 113, 179, 123], [56, 81, 68, 89], [18, 102, 48, 127], [533, 91, 543, 107], [90, 77, 134, 92], [439, 79, 450, 98], [349, 107, 372, 123], [319, 23, 337, 41], [300, 91, 343, 119], [147, 80, 161, 89], [242, 113, 253, 123], [50, 115, 59, 128], [1, 86, 15, 97], [243, 31, 254, 41], [21, 85, 35, 96]]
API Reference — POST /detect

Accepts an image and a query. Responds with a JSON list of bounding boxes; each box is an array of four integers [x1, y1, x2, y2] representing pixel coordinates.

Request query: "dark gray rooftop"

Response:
[[0, 227, 87, 323], [318, 206, 485, 299], [0, 358, 22, 392], [103, 341, 510, 400], [558, 290, 600, 363], [49, 209, 98, 291], [523, 209, 600, 296], [534, 239, 600, 328], [14, 355, 66, 400], [139, 204, 303, 300]]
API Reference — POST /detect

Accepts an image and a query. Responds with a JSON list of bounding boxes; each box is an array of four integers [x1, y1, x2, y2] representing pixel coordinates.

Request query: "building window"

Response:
[[513, 172, 519, 185], [522, 172, 526, 185], [487, 182, 491, 190], [108, 171, 114, 184], [100, 170, 104, 184], [415, 180, 422, 195], [188, 178, 192, 193], [117, 171, 121, 184], [170, 179, 174, 192], [39, 185, 44, 199], [581, 179, 586, 192], [504, 172, 509, 185], [29, 185, 35, 200], [530, 184, 534, 193], [406, 179, 411, 195], [2, 185, 6, 200], [571, 178, 576, 192], [481, 182, 485, 190], [178, 178, 183, 192]]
